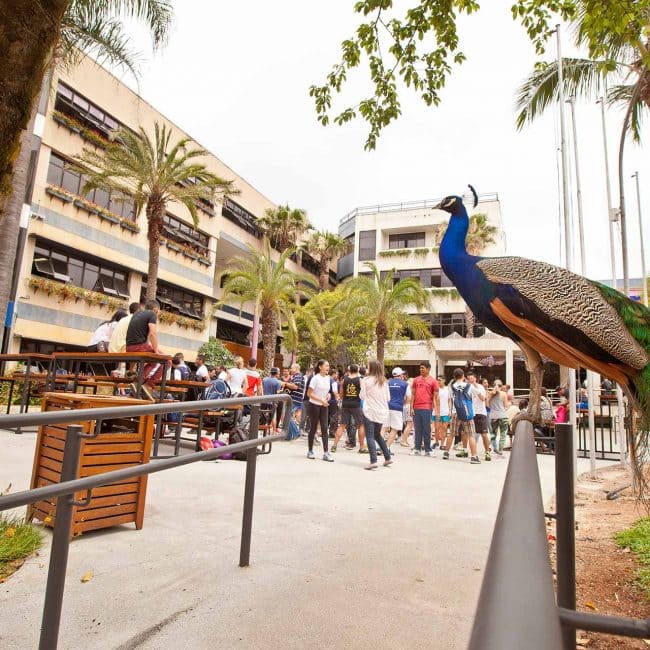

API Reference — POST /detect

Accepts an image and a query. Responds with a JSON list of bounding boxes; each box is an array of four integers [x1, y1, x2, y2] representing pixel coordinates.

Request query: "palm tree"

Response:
[[78, 122, 233, 301], [463, 212, 497, 337], [257, 204, 311, 253], [301, 230, 349, 291], [344, 262, 432, 363], [218, 240, 315, 372], [514, 10, 650, 294], [0, 0, 172, 342]]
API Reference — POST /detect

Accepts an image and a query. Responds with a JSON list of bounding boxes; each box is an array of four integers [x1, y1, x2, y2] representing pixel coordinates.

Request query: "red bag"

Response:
[[199, 436, 213, 451]]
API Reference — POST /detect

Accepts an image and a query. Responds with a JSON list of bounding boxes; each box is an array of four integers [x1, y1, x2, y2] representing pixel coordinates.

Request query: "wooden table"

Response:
[[0, 353, 53, 418]]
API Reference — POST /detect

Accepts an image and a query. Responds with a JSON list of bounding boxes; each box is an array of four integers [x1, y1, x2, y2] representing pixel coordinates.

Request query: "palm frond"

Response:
[[71, 0, 172, 49], [608, 83, 646, 143], [515, 58, 615, 130], [59, 7, 140, 75]]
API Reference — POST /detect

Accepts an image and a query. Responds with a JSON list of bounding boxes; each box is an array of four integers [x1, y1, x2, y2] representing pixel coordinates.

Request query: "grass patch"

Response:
[[614, 517, 650, 599], [0, 514, 43, 582]]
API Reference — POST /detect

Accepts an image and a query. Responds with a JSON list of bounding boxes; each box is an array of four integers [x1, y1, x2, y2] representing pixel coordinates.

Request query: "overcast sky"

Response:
[[117, 1, 649, 281]]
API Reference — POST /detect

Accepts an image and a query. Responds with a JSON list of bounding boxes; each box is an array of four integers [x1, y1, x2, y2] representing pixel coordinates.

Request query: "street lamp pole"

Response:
[[632, 171, 648, 307], [556, 24, 578, 479]]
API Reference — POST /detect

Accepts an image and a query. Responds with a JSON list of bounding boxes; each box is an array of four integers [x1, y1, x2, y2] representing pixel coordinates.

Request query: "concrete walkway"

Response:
[[0, 430, 611, 650]]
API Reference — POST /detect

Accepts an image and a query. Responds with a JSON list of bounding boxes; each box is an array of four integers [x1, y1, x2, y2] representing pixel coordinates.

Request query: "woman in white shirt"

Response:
[[360, 359, 393, 470], [227, 356, 249, 396], [87, 309, 127, 352], [307, 359, 334, 462]]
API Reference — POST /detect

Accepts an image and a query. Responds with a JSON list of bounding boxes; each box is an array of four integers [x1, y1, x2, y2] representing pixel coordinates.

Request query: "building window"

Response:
[[32, 240, 130, 298], [427, 313, 485, 338], [389, 232, 425, 249], [47, 153, 135, 220], [430, 268, 454, 288], [358, 230, 376, 261], [140, 279, 204, 320], [216, 318, 250, 346], [221, 198, 261, 237], [162, 213, 209, 251], [55, 83, 120, 138]]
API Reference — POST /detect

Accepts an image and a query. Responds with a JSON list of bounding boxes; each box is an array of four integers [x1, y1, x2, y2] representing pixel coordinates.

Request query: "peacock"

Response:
[[436, 186, 650, 480]]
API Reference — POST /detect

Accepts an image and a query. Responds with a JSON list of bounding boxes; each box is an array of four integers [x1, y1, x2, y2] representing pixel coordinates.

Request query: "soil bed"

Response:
[[548, 465, 650, 649]]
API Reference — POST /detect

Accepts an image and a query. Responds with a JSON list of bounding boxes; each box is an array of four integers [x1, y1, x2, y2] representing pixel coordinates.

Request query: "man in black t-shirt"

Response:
[[332, 364, 366, 451], [126, 299, 167, 391]]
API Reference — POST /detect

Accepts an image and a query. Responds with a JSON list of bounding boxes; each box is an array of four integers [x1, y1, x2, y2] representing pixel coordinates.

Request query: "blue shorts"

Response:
[[431, 415, 451, 423]]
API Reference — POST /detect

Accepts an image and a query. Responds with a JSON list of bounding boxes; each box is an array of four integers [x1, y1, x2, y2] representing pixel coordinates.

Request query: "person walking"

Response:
[[410, 361, 439, 456], [445, 368, 480, 464], [467, 370, 492, 461], [328, 369, 340, 439], [307, 359, 334, 461], [487, 379, 510, 457], [262, 367, 285, 431], [385, 367, 410, 451], [434, 376, 452, 448], [332, 364, 366, 452], [360, 359, 393, 470]]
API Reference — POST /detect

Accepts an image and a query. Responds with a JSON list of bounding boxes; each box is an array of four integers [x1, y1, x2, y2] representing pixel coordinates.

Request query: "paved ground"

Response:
[[0, 429, 612, 650]]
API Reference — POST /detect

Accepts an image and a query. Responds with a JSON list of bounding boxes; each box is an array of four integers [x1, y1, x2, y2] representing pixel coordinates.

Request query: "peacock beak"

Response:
[[433, 201, 443, 210]]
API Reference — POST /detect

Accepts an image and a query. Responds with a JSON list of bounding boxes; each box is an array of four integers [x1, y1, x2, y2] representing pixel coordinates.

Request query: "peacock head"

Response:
[[434, 184, 478, 217], [434, 195, 465, 216]]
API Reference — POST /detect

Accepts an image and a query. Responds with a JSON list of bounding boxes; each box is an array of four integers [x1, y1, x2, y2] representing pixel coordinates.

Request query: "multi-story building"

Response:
[[337, 195, 522, 385], [6, 57, 328, 362]]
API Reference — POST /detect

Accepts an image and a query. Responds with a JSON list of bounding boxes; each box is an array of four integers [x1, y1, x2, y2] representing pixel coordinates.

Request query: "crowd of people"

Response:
[[246, 358, 535, 470], [87, 304, 585, 467]]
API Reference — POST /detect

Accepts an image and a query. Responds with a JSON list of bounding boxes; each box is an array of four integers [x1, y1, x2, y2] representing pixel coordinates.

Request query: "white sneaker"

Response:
[[322, 452, 334, 462], [425, 451, 433, 457], [410, 450, 421, 456], [307, 450, 315, 459]]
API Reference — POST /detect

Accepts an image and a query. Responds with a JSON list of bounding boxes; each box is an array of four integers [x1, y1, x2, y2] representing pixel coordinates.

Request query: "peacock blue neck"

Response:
[[439, 209, 473, 270]]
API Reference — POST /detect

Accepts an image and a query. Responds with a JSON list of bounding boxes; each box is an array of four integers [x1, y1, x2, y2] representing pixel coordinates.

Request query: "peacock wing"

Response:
[[476, 257, 649, 370]]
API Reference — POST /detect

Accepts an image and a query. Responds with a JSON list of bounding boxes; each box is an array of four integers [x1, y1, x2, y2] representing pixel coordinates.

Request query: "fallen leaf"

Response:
[[642, 640, 650, 646], [415, 578, 424, 583], [5, 528, 15, 538], [584, 601, 598, 611], [80, 571, 93, 583], [547, 534, 556, 541], [43, 516, 53, 525], [576, 637, 591, 646], [614, 592, 619, 602]]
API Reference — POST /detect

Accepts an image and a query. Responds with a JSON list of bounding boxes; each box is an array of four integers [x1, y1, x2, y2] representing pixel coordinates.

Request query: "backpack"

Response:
[[228, 427, 249, 461], [451, 381, 474, 421], [205, 377, 231, 401]]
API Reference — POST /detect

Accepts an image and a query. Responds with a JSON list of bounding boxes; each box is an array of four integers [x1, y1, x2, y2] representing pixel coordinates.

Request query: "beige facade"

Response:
[[337, 194, 522, 381], [10, 57, 322, 360]]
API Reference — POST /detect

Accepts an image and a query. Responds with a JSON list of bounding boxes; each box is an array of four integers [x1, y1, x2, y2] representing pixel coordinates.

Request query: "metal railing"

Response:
[[469, 421, 650, 649], [339, 192, 500, 225], [0, 394, 291, 650]]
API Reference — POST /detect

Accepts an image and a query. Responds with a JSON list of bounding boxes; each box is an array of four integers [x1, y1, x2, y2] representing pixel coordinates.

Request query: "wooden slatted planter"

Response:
[[28, 393, 154, 538]]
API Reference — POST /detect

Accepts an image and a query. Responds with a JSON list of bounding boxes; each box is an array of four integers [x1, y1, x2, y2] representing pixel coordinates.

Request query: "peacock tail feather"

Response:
[[594, 280, 650, 493]]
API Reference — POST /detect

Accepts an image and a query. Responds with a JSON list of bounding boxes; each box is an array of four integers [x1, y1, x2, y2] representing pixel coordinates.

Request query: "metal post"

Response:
[[632, 171, 648, 306], [240, 404, 260, 568], [39, 424, 83, 650], [555, 422, 576, 650], [568, 97, 586, 276], [597, 97, 618, 292], [617, 386, 627, 466], [468, 421, 563, 649], [587, 370, 597, 475]]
